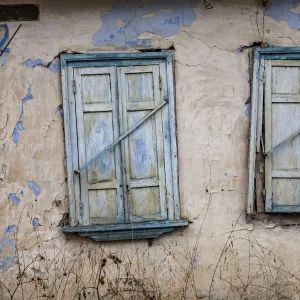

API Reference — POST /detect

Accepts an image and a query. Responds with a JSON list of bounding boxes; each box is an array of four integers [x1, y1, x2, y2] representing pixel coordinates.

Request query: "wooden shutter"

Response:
[[265, 60, 300, 212], [74, 67, 124, 225], [118, 65, 168, 222]]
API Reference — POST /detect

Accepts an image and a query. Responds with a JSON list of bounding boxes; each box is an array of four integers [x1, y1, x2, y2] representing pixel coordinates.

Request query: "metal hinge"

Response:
[[72, 79, 76, 94], [159, 76, 162, 90], [79, 201, 83, 216]]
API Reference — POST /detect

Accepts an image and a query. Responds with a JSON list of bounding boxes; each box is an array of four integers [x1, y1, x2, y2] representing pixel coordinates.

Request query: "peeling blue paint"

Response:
[[0, 24, 9, 66], [224, 172, 228, 177], [93, 0, 197, 46], [0, 256, 16, 272], [5, 225, 18, 234], [20, 87, 34, 119], [25, 58, 60, 73], [28, 181, 40, 196], [49, 60, 60, 73], [0, 238, 16, 272], [0, 238, 16, 253], [2, 163, 7, 168], [12, 87, 34, 144], [25, 59, 47, 68], [32, 217, 41, 227], [20, 190, 24, 196], [8, 193, 20, 205], [12, 121, 25, 144], [266, 0, 300, 31], [245, 103, 251, 118], [55, 104, 63, 119]]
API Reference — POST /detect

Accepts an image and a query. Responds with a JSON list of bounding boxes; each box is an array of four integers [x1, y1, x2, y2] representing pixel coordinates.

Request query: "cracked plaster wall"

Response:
[[1, 0, 300, 298]]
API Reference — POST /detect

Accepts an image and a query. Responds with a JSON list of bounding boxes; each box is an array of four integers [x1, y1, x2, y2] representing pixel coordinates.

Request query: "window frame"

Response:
[[248, 47, 300, 215], [60, 52, 188, 241]]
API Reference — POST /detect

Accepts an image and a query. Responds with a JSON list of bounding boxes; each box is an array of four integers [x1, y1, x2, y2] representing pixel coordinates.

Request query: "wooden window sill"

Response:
[[63, 220, 188, 241]]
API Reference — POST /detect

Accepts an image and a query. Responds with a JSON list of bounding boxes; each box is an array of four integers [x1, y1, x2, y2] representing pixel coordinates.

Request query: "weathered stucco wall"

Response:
[[1, 0, 300, 299]]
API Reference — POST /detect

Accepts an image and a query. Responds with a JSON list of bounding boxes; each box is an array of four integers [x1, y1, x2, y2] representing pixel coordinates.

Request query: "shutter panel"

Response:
[[118, 65, 168, 222], [74, 67, 124, 224], [265, 60, 300, 212]]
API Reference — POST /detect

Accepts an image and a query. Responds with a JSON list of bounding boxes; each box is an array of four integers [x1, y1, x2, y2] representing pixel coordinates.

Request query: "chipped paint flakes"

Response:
[[55, 104, 63, 119], [12, 87, 34, 145], [244, 103, 251, 118], [5, 225, 18, 234], [32, 217, 41, 227], [92, 0, 197, 47], [25, 58, 60, 73], [28, 181, 40, 196], [8, 193, 20, 205]]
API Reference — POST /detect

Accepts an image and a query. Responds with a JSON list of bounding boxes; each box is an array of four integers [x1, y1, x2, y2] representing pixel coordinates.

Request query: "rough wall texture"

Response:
[[1, 0, 300, 299]]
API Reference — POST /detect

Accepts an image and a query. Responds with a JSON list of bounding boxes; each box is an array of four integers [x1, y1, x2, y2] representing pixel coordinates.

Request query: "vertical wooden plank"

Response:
[[69, 67, 82, 225], [256, 58, 265, 152], [255, 151, 265, 212], [159, 62, 174, 220], [255, 57, 265, 213], [166, 53, 180, 219], [153, 65, 167, 219], [61, 65, 77, 226], [264, 60, 273, 212], [74, 69, 90, 225], [247, 50, 260, 214], [111, 67, 125, 223], [118, 67, 130, 222]]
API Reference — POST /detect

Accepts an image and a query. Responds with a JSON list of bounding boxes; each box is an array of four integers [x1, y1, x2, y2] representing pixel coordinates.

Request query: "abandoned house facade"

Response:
[[2, 0, 300, 299]]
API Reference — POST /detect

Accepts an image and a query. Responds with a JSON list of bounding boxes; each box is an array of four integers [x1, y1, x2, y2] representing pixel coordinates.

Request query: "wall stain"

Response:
[[93, 0, 197, 47]]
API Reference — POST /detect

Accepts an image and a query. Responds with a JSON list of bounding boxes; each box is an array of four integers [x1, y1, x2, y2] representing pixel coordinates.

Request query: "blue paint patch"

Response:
[[49, 60, 60, 73], [12, 120, 25, 144], [0, 238, 16, 253], [24, 59, 47, 68], [266, 0, 300, 31], [245, 103, 251, 118], [0, 238, 16, 271], [55, 104, 63, 119], [224, 172, 228, 177], [28, 181, 40, 196], [20, 190, 24, 196], [2, 163, 7, 168], [20, 87, 34, 119], [12, 87, 34, 144], [32, 217, 41, 227], [0, 256, 16, 272], [25, 58, 60, 73], [93, 0, 197, 46], [5, 225, 18, 234], [0, 24, 9, 66], [8, 193, 20, 205]]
